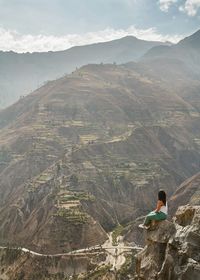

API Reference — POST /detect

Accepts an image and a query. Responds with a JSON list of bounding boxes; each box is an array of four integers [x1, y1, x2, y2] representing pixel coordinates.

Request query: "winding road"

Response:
[[0, 233, 142, 271]]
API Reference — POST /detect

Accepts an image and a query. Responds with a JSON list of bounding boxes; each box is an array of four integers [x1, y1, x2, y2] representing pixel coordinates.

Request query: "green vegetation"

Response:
[[14, 271, 25, 280], [28, 271, 49, 280], [118, 160, 169, 186], [54, 208, 88, 224], [0, 146, 12, 163], [112, 224, 124, 246], [79, 265, 112, 280], [59, 192, 95, 203], [70, 174, 79, 186], [2, 248, 22, 265], [38, 173, 51, 182], [117, 253, 136, 280]]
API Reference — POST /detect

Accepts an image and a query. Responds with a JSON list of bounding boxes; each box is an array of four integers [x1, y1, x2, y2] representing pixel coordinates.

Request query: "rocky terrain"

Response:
[[135, 205, 200, 280], [169, 172, 200, 217], [0, 205, 199, 279], [0, 246, 112, 280], [124, 171, 200, 247], [0, 230, 141, 280]]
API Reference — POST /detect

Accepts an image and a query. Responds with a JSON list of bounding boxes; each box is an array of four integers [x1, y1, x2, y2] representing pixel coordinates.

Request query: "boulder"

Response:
[[174, 205, 199, 226], [145, 220, 176, 244]]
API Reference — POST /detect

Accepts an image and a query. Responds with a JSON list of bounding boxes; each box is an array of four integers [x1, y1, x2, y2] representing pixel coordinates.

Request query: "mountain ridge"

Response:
[[141, 28, 200, 76], [0, 35, 167, 109]]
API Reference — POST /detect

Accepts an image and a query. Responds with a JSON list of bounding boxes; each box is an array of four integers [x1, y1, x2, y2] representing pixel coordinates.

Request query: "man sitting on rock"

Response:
[[139, 190, 168, 229]]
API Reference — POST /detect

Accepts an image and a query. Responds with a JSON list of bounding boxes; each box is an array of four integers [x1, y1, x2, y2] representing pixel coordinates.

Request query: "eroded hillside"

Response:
[[0, 63, 200, 253]]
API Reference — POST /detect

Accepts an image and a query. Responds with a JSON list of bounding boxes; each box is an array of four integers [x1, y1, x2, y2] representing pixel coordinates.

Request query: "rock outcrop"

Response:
[[135, 205, 200, 280], [169, 172, 200, 216]]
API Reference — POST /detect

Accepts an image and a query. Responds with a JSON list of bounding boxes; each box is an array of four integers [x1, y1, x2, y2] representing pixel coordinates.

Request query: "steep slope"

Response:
[[144, 30, 200, 64], [135, 205, 200, 280], [1, 205, 199, 279], [125, 31, 200, 115], [178, 29, 200, 48], [0, 63, 200, 252], [169, 172, 200, 216], [0, 36, 166, 109], [142, 29, 200, 75]]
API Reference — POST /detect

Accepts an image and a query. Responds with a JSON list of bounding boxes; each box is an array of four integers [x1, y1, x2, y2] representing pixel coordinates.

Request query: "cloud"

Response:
[[0, 26, 183, 53], [158, 0, 178, 12], [179, 0, 200, 16]]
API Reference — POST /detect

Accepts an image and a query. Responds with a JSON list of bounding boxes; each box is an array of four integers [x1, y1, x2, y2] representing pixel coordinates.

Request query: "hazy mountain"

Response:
[[178, 29, 200, 49], [0, 36, 166, 109], [142, 29, 200, 75], [0, 63, 200, 253]]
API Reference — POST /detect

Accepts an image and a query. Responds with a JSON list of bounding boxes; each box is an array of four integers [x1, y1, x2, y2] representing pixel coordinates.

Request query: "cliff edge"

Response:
[[135, 205, 200, 280]]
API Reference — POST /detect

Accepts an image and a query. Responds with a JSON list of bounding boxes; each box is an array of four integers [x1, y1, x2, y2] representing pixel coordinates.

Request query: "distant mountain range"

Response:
[[0, 36, 167, 109], [1, 29, 200, 110]]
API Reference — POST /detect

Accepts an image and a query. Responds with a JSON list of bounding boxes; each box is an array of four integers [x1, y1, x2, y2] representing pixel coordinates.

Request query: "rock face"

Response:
[[135, 205, 200, 280], [145, 220, 176, 244], [169, 172, 200, 216]]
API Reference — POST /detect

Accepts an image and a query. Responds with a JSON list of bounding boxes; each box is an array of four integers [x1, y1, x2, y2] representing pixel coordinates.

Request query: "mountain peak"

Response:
[[120, 35, 138, 41]]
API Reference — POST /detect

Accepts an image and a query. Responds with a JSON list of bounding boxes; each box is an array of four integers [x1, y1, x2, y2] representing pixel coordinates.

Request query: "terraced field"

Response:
[[0, 63, 200, 253]]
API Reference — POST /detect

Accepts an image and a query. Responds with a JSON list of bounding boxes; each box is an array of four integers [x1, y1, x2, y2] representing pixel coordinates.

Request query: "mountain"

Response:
[[169, 172, 200, 216], [142, 29, 200, 75], [0, 36, 166, 109], [178, 29, 200, 49], [0, 63, 200, 254], [2, 29, 200, 110]]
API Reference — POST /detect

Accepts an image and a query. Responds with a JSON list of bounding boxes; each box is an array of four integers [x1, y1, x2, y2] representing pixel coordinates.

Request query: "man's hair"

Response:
[[158, 190, 166, 206]]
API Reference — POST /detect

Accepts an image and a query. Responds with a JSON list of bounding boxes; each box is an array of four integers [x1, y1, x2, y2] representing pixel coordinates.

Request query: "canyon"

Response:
[[0, 29, 200, 279]]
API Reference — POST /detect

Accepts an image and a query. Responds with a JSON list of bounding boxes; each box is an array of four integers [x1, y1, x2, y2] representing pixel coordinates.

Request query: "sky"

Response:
[[0, 0, 199, 53]]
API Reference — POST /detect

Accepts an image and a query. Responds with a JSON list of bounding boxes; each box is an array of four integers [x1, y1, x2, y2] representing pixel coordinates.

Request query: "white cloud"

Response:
[[0, 26, 183, 53], [179, 0, 200, 16], [158, 0, 178, 12]]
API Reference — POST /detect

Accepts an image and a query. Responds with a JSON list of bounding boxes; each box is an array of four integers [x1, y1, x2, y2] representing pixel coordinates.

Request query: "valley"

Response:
[[0, 29, 200, 279], [0, 62, 200, 254], [0, 231, 142, 279]]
